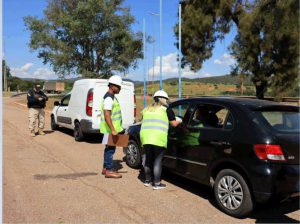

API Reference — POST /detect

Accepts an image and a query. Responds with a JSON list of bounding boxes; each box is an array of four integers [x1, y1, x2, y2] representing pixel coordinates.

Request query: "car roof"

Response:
[[171, 97, 297, 110]]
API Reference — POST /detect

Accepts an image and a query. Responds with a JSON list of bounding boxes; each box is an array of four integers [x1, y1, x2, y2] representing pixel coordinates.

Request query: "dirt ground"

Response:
[[3, 96, 300, 223]]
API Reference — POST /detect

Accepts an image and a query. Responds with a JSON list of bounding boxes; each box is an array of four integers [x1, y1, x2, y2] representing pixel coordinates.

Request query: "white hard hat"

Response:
[[153, 90, 169, 99], [108, 75, 122, 87]]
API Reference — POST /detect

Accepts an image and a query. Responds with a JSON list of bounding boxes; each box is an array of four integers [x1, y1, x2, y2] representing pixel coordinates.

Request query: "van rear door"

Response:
[[116, 81, 135, 129], [91, 80, 135, 130], [92, 80, 108, 130]]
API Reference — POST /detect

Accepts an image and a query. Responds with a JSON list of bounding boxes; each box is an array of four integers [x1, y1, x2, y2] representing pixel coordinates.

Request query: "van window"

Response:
[[61, 95, 71, 106]]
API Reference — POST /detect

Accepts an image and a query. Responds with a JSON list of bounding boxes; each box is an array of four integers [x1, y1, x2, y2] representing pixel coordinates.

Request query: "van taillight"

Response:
[[134, 95, 136, 118], [86, 89, 93, 116], [254, 144, 286, 162]]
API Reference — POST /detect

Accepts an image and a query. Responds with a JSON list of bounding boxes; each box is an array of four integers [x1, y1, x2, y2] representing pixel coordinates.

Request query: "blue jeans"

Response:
[[103, 145, 116, 171], [144, 144, 165, 184]]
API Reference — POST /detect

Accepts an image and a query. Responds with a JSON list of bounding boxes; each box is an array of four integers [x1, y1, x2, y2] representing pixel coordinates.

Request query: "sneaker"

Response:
[[153, 183, 166, 190], [144, 180, 152, 187], [30, 131, 35, 137], [101, 168, 107, 175], [38, 129, 45, 135]]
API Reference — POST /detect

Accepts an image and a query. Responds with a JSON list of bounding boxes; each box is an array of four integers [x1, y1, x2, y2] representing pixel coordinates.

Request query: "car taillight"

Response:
[[134, 95, 136, 118], [86, 89, 93, 116], [254, 144, 286, 162]]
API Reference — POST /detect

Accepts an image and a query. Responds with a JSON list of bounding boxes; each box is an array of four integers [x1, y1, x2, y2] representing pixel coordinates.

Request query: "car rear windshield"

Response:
[[256, 107, 299, 133]]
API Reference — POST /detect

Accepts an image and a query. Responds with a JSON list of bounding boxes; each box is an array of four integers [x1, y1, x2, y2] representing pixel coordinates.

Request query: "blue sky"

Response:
[[3, 0, 236, 81]]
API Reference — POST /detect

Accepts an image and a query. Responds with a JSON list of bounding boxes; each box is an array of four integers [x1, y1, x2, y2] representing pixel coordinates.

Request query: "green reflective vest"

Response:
[[100, 97, 123, 134], [140, 106, 169, 148]]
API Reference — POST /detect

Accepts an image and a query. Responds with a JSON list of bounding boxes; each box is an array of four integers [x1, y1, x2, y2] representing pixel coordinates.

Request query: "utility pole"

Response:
[[148, 12, 159, 95], [159, 0, 163, 90], [178, 2, 182, 116], [3, 38, 7, 92], [143, 18, 147, 108]]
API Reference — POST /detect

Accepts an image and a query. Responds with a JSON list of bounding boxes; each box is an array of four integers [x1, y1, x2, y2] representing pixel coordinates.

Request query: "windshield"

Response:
[[258, 110, 300, 133]]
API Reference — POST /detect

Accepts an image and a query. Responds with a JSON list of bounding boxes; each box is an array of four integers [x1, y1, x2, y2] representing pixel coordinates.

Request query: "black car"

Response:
[[124, 97, 299, 217]]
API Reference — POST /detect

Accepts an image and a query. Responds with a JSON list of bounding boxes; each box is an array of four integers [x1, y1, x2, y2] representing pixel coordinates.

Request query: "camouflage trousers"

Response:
[[28, 108, 45, 132]]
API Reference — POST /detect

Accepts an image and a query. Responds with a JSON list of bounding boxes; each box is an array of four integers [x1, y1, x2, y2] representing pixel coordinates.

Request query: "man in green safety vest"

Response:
[[140, 90, 181, 189], [100, 75, 124, 178]]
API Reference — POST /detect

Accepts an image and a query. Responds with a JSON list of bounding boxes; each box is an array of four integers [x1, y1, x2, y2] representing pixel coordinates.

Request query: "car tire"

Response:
[[214, 169, 254, 218], [74, 122, 84, 141], [125, 139, 142, 169], [51, 115, 58, 130]]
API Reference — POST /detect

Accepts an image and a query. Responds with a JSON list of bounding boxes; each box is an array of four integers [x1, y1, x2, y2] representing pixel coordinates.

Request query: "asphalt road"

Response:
[[3, 96, 300, 223]]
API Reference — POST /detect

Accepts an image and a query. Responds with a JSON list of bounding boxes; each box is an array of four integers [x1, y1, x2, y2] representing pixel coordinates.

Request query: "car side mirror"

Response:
[[54, 101, 60, 106]]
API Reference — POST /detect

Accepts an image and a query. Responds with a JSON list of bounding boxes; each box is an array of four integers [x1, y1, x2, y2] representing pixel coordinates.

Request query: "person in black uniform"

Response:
[[27, 84, 48, 137]]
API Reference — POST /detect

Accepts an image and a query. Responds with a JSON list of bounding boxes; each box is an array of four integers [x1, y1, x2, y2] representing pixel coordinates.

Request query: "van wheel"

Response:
[[214, 169, 254, 218], [51, 116, 58, 130], [125, 140, 142, 169], [74, 122, 84, 141]]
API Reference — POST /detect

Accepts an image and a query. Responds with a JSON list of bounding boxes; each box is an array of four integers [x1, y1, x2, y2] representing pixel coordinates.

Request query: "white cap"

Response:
[[153, 90, 169, 99], [108, 75, 122, 87]]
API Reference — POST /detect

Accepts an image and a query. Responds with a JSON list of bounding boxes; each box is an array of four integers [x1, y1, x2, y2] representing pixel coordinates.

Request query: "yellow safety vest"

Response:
[[100, 97, 123, 134], [140, 106, 169, 148]]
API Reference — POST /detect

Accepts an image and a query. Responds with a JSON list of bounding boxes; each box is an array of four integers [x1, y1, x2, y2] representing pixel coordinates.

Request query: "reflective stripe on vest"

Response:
[[140, 106, 169, 148], [100, 97, 123, 134]]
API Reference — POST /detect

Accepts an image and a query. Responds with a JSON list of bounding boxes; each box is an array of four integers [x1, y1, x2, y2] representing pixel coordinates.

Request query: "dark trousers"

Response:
[[144, 144, 165, 184], [103, 145, 116, 170]]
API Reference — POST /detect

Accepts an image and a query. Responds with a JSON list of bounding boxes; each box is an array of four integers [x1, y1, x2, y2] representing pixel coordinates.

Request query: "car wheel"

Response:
[[74, 122, 84, 141], [214, 169, 254, 218], [125, 139, 142, 169], [51, 115, 58, 130]]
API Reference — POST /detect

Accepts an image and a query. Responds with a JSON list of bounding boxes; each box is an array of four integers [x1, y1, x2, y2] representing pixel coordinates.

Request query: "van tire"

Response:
[[214, 169, 253, 218], [74, 122, 84, 141], [51, 115, 58, 130], [125, 140, 142, 169]]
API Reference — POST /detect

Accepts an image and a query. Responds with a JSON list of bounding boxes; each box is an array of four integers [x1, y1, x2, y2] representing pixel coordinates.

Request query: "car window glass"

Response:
[[187, 104, 231, 129], [260, 111, 299, 133], [61, 95, 71, 106], [171, 104, 189, 119]]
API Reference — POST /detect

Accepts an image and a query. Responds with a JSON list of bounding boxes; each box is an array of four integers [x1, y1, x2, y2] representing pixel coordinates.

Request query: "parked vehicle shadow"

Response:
[[43, 130, 55, 134], [250, 197, 299, 223], [54, 128, 103, 144], [155, 170, 299, 222]]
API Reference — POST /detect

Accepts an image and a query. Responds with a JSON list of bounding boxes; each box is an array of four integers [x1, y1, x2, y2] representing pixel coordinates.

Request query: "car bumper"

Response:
[[80, 119, 99, 134], [251, 164, 300, 203]]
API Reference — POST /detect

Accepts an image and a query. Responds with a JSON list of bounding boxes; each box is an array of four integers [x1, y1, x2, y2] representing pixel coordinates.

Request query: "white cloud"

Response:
[[10, 63, 34, 78], [11, 63, 57, 80], [21, 63, 33, 71], [32, 68, 56, 80], [213, 59, 222, 65], [147, 52, 201, 79], [203, 73, 212, 77], [213, 53, 235, 66]]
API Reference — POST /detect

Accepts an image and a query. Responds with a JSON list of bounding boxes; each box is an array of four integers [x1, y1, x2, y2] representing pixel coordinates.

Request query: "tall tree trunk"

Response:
[[255, 82, 266, 99]]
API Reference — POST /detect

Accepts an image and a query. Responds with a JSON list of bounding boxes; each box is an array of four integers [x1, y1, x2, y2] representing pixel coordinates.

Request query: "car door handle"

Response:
[[211, 141, 230, 146]]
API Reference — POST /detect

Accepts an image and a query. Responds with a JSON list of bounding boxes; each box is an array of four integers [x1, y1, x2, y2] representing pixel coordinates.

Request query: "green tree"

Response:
[[231, 0, 299, 99], [2, 59, 12, 91], [24, 0, 142, 78], [176, 0, 299, 99]]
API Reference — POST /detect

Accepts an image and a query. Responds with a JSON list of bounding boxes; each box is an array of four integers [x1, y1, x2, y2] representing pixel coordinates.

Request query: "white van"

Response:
[[51, 79, 136, 141]]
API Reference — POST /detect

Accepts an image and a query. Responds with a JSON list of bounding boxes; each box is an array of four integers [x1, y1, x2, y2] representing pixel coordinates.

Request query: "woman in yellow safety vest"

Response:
[[140, 90, 181, 190]]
